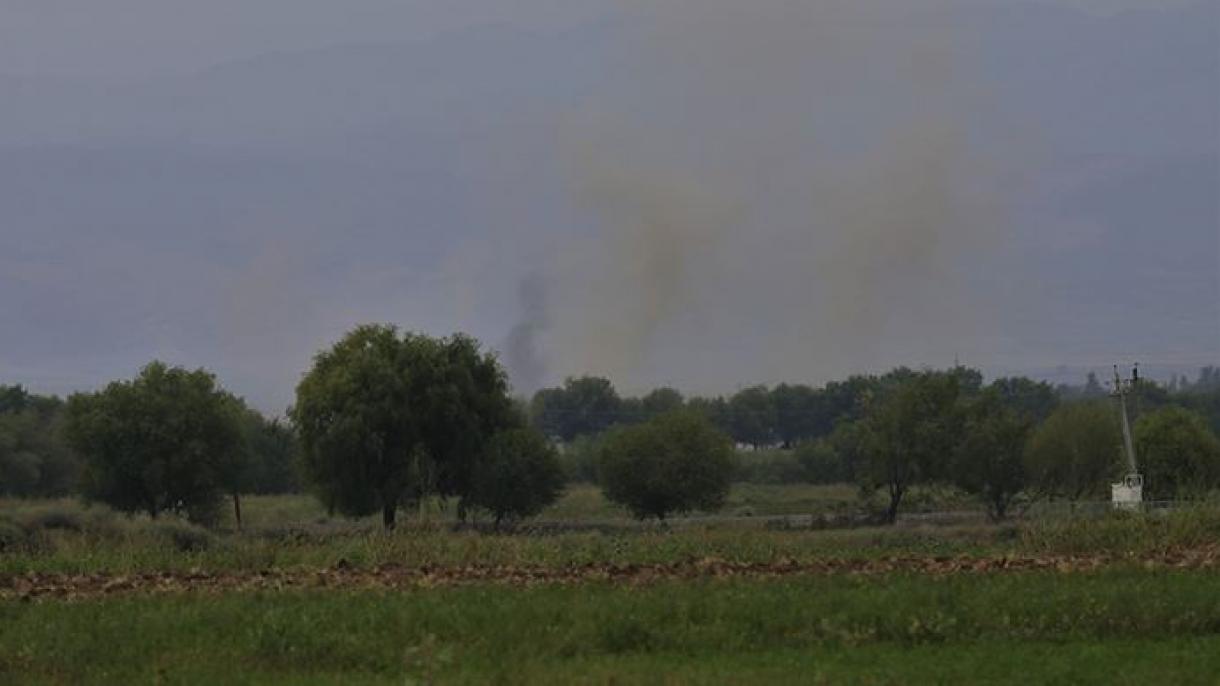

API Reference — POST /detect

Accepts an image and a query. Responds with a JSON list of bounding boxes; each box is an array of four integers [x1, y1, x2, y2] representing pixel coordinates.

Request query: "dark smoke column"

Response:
[[502, 273, 550, 395]]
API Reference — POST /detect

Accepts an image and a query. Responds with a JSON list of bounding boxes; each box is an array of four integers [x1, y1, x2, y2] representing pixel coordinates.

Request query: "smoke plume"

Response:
[[507, 0, 1009, 394]]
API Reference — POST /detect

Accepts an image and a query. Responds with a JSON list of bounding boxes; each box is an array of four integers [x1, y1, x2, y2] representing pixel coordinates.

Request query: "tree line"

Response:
[[531, 367, 1220, 521], [2, 326, 1219, 528]]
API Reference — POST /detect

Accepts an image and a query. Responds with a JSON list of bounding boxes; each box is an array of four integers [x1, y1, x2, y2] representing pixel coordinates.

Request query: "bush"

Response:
[[143, 519, 216, 552], [466, 428, 566, 526], [597, 410, 736, 520], [23, 506, 85, 532], [0, 516, 51, 554], [0, 517, 29, 553], [1021, 506, 1220, 555]]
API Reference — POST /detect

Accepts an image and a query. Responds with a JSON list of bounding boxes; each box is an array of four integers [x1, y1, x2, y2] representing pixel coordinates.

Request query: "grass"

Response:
[[2, 494, 1218, 576], [2, 569, 1218, 684], [3, 491, 1219, 683]]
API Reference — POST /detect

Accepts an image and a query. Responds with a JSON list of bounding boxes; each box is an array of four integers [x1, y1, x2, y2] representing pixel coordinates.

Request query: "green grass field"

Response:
[[3, 488, 1219, 683], [3, 570, 1219, 684]]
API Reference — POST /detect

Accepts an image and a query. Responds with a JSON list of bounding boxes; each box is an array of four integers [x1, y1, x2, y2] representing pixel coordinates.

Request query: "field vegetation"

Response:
[[3, 333, 1220, 683]]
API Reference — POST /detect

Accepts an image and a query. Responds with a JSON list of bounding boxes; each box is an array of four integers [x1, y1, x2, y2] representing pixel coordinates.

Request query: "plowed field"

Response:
[[5, 543, 1216, 601]]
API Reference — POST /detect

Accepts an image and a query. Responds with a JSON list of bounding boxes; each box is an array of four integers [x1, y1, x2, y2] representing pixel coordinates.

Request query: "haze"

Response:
[[2, 0, 1216, 412]]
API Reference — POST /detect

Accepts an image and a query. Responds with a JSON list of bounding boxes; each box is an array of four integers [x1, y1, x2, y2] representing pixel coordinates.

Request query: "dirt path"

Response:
[[3, 546, 1217, 601]]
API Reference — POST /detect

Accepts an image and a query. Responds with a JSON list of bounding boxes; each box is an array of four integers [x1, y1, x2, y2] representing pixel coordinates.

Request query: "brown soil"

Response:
[[3, 546, 1216, 601]]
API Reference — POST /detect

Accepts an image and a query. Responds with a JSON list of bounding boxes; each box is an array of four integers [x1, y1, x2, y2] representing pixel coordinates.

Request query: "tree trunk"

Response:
[[233, 492, 243, 531], [885, 486, 903, 525], [382, 504, 397, 531], [989, 492, 1007, 522]]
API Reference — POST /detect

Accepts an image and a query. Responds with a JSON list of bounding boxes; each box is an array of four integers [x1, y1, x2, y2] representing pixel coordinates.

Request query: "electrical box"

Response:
[[1111, 473, 1143, 511]]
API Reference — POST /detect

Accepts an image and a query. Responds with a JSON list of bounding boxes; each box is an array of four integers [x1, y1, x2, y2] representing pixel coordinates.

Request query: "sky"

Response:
[[1, 0, 1217, 413]]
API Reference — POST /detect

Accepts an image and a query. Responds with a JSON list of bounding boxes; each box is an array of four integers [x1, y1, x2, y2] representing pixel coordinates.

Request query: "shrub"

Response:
[[143, 519, 216, 552], [0, 517, 28, 553], [23, 506, 85, 533], [466, 428, 566, 526], [597, 410, 736, 520], [0, 516, 51, 554]]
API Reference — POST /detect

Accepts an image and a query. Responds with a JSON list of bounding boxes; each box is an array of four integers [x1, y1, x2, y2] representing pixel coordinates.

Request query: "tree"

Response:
[[529, 376, 621, 441], [597, 410, 735, 520], [291, 325, 516, 529], [857, 371, 962, 524], [1024, 401, 1121, 503], [638, 387, 685, 420], [241, 412, 300, 495], [989, 377, 1058, 422], [952, 391, 1033, 520], [821, 375, 881, 427], [1133, 407, 1220, 500], [771, 383, 825, 448], [0, 389, 78, 498], [687, 395, 732, 435], [795, 419, 868, 484], [466, 428, 566, 526], [63, 362, 247, 525], [728, 386, 775, 448]]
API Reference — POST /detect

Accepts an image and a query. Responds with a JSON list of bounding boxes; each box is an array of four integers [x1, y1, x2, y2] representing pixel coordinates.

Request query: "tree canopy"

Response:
[[530, 376, 622, 442], [63, 362, 247, 525], [857, 371, 963, 523], [466, 428, 566, 526], [291, 325, 517, 529], [1024, 401, 1121, 502], [952, 390, 1034, 520], [597, 410, 735, 520], [0, 386, 78, 498], [1134, 406, 1220, 500]]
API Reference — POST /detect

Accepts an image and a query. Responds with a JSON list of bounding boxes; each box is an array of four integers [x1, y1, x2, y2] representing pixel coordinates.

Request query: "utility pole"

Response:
[[1110, 364, 1143, 510]]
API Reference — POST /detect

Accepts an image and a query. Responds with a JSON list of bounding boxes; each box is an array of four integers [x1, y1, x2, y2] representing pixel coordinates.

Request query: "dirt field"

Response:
[[6, 542, 1217, 601]]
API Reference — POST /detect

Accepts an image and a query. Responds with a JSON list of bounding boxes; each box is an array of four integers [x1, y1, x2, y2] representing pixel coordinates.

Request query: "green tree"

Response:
[[529, 376, 622, 441], [1024, 401, 1121, 503], [466, 428, 566, 526], [857, 371, 962, 524], [1133, 407, 1220, 500], [597, 410, 735, 520], [795, 439, 847, 484], [687, 395, 732, 435], [728, 386, 775, 448], [291, 325, 516, 529], [771, 383, 825, 448], [241, 412, 300, 495], [638, 387, 685, 420], [821, 375, 881, 427], [952, 391, 1033, 520], [63, 362, 247, 525], [989, 377, 1058, 422], [0, 390, 78, 498]]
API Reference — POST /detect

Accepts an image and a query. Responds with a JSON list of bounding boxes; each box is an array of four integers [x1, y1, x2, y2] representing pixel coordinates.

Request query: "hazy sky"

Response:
[[2, 0, 1217, 412]]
